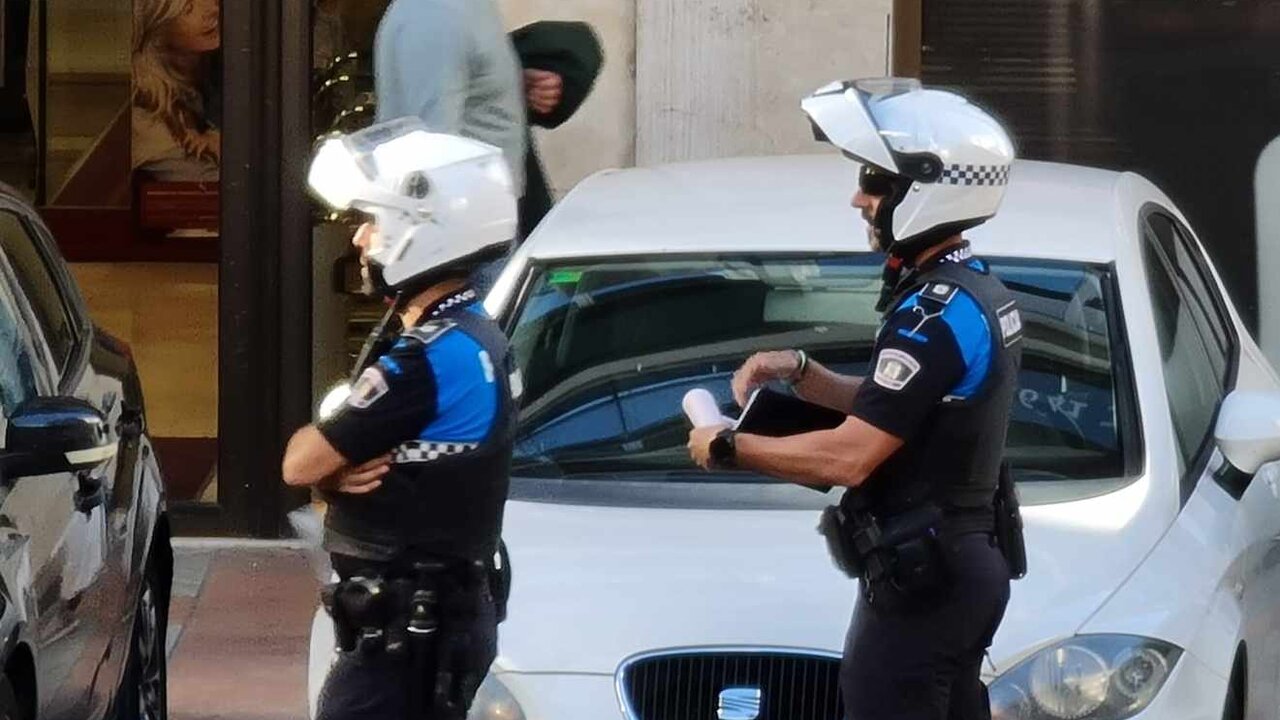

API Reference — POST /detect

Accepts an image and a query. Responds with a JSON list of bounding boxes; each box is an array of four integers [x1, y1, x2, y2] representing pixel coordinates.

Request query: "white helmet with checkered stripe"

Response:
[[801, 78, 1015, 257], [307, 117, 517, 292]]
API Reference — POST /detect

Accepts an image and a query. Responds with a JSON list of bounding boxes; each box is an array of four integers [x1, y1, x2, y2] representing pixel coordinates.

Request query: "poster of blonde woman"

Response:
[[132, 0, 221, 183]]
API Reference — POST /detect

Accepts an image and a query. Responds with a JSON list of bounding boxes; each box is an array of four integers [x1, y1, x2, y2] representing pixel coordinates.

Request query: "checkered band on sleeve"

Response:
[[393, 440, 480, 463], [939, 164, 1011, 186]]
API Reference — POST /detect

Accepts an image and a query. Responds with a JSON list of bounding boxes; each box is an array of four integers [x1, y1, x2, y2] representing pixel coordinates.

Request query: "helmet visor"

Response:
[[307, 118, 429, 210], [802, 77, 927, 178], [851, 77, 922, 102], [340, 117, 432, 184]]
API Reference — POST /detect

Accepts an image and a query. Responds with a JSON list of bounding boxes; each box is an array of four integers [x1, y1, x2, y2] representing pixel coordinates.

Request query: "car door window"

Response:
[[0, 211, 76, 379], [0, 278, 40, 417], [1146, 213, 1234, 382], [1142, 215, 1227, 471]]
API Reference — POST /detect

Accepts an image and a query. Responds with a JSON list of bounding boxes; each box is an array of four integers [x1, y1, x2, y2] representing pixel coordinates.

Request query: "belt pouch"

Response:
[[993, 462, 1028, 579], [818, 506, 864, 579]]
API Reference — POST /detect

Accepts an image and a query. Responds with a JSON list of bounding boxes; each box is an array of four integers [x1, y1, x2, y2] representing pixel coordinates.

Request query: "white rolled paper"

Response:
[[682, 388, 727, 427]]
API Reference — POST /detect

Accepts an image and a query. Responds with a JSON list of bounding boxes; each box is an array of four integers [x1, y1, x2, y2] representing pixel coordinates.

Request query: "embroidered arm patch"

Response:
[[872, 348, 922, 391], [997, 301, 1024, 347]]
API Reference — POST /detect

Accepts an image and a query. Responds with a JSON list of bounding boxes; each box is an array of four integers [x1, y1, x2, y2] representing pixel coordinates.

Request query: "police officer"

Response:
[[687, 78, 1024, 720], [283, 117, 520, 720]]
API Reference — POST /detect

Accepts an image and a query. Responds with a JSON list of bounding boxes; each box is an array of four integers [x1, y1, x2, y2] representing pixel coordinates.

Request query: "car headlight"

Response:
[[990, 635, 1181, 720], [466, 674, 525, 720]]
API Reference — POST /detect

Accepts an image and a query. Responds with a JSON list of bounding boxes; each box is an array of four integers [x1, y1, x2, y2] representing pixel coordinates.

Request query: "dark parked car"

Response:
[[0, 188, 171, 720]]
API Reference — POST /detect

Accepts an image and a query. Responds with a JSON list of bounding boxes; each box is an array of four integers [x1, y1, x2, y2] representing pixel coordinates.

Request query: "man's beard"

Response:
[[361, 261, 396, 299], [865, 222, 884, 253]]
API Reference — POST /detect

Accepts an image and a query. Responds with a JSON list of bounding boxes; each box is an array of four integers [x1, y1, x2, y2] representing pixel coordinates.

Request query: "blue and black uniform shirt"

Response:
[[849, 258, 996, 440], [318, 295, 501, 466]]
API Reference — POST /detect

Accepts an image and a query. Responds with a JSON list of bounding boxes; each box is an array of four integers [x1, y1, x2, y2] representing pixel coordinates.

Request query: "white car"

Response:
[[309, 154, 1280, 720]]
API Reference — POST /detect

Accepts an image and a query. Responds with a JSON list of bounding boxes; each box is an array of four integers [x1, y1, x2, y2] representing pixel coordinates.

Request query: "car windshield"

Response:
[[507, 255, 1130, 505]]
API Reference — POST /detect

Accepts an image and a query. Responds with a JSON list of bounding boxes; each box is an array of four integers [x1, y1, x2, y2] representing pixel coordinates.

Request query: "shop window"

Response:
[[21, 0, 226, 505]]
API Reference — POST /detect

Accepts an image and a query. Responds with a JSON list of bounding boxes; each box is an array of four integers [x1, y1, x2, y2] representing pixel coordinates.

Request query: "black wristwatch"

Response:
[[709, 428, 737, 469]]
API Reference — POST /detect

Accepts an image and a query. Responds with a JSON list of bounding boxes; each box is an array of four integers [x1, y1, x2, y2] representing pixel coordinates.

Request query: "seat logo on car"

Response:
[[717, 687, 762, 720]]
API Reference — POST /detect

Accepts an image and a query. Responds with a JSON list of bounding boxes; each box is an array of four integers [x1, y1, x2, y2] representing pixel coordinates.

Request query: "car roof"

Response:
[[522, 155, 1129, 265]]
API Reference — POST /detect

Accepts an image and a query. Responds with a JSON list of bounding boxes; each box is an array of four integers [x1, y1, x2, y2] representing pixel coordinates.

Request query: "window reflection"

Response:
[[508, 257, 1125, 484]]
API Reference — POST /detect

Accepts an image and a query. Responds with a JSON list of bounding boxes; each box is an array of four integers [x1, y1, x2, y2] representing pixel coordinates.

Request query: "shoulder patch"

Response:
[[347, 366, 390, 409], [996, 301, 1024, 347], [405, 319, 457, 346], [921, 281, 960, 305], [872, 348, 922, 391]]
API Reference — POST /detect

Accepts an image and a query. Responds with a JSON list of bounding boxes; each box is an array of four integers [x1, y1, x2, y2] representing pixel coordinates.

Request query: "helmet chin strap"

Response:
[[350, 292, 409, 381], [872, 186, 971, 312], [871, 174, 916, 313], [874, 254, 906, 313]]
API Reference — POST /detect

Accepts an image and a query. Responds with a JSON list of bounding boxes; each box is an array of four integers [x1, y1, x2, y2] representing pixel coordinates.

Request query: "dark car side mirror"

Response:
[[2, 397, 115, 478]]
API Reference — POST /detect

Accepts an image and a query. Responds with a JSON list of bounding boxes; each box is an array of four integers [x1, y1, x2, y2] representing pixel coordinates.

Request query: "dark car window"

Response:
[[0, 280, 40, 417], [0, 211, 76, 378], [1145, 212, 1233, 385], [507, 256, 1129, 498], [1141, 220, 1225, 471]]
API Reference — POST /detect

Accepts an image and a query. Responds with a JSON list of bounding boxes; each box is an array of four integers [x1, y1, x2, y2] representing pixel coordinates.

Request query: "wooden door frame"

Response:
[[892, 0, 923, 77]]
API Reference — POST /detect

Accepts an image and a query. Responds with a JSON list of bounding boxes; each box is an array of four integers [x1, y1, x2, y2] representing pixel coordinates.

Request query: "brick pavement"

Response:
[[166, 544, 321, 720]]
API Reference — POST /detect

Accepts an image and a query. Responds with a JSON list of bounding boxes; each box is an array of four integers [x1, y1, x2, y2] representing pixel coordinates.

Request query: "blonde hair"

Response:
[[132, 0, 219, 165]]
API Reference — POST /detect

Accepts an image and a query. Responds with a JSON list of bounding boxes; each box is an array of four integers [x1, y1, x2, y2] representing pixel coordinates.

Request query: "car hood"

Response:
[[496, 476, 1171, 675]]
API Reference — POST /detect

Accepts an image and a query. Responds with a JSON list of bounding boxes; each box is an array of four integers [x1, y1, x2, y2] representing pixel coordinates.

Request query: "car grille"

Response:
[[617, 648, 843, 720]]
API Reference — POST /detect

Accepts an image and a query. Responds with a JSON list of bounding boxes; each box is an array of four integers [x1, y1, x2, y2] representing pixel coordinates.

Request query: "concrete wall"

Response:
[[636, 0, 893, 165], [499, 0, 891, 197]]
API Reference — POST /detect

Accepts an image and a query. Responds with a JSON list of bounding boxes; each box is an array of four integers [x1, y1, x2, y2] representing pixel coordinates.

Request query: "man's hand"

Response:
[[687, 424, 729, 470], [321, 454, 392, 495], [731, 351, 802, 406], [524, 69, 564, 115]]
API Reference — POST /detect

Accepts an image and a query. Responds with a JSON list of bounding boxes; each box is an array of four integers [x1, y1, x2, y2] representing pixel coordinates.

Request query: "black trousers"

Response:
[[316, 555, 499, 720], [314, 620, 496, 720], [840, 533, 1011, 720]]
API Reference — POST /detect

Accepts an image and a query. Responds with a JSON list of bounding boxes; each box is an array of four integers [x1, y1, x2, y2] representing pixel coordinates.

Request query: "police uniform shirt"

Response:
[[318, 300, 501, 468], [849, 258, 994, 442]]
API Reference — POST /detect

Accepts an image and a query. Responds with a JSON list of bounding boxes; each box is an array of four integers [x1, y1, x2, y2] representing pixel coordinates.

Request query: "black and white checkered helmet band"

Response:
[[939, 164, 1010, 187], [393, 440, 479, 463]]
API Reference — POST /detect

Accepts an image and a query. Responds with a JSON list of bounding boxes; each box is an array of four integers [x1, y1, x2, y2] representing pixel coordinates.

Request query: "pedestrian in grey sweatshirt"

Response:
[[374, 0, 526, 194]]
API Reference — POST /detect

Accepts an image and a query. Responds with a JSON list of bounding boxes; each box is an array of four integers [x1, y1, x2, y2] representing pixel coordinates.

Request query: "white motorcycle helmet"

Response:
[[801, 78, 1015, 258], [307, 117, 517, 293]]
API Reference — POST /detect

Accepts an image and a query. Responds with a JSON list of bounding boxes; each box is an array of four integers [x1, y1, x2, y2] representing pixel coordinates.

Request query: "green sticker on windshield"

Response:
[[548, 269, 584, 286]]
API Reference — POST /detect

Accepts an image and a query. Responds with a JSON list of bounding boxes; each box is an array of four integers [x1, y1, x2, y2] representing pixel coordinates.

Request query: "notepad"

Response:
[[735, 387, 848, 437], [734, 387, 848, 494]]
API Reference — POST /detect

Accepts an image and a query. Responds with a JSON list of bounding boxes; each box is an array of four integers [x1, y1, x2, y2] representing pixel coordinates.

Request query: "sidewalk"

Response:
[[167, 543, 321, 720]]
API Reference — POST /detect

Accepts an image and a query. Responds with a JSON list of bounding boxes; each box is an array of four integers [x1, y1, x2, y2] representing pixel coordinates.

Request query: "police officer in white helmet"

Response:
[[687, 79, 1026, 720], [283, 117, 520, 720]]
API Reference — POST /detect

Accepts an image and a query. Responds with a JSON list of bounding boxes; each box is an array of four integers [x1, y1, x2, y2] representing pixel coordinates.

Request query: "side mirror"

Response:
[[3, 397, 115, 478], [1214, 389, 1280, 474]]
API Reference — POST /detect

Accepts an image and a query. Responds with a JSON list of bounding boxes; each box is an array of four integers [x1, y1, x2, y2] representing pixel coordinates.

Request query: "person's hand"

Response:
[[731, 351, 802, 406], [524, 69, 564, 115], [322, 454, 391, 495], [687, 424, 729, 470]]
